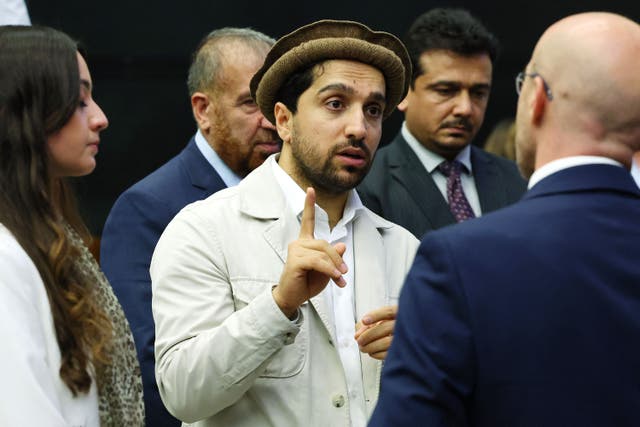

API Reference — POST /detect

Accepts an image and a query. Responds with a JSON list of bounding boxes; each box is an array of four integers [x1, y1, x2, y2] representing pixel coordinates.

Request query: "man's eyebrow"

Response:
[[470, 83, 492, 90], [235, 90, 253, 102], [427, 80, 491, 90], [369, 91, 386, 104], [317, 83, 354, 95], [317, 83, 386, 103], [80, 79, 92, 92], [427, 80, 461, 88]]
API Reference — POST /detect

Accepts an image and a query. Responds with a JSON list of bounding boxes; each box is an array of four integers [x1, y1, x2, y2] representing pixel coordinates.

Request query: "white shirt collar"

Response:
[[401, 121, 473, 174], [631, 158, 640, 188], [269, 155, 364, 230], [194, 129, 242, 187], [528, 155, 623, 189]]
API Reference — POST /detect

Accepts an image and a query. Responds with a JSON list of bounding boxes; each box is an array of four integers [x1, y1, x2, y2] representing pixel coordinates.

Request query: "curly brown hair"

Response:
[[0, 25, 112, 396]]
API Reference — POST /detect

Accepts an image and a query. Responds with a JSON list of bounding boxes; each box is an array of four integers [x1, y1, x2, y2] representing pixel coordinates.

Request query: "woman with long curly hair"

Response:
[[0, 25, 144, 425]]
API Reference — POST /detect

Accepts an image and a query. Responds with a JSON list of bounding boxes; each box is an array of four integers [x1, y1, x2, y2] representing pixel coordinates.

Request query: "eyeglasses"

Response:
[[515, 71, 554, 101]]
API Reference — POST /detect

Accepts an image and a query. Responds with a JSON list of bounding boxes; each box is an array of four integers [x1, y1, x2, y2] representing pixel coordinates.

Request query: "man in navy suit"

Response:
[[358, 9, 526, 239], [370, 12, 640, 426], [100, 28, 279, 427]]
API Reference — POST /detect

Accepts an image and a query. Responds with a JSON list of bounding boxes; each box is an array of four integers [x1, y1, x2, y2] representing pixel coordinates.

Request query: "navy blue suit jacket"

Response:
[[358, 133, 527, 239], [101, 137, 226, 427], [370, 164, 640, 426]]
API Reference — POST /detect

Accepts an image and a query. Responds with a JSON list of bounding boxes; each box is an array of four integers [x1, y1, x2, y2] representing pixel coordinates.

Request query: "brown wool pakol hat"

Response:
[[250, 19, 412, 124]]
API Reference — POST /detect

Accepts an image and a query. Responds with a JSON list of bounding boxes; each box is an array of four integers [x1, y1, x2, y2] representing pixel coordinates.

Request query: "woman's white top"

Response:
[[0, 224, 99, 427]]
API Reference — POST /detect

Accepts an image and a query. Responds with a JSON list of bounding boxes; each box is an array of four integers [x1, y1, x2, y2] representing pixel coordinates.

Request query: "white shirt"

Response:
[[194, 129, 242, 187], [528, 156, 623, 189], [0, 224, 99, 427], [271, 156, 368, 427], [631, 159, 640, 188], [0, 0, 30, 25], [402, 122, 482, 216]]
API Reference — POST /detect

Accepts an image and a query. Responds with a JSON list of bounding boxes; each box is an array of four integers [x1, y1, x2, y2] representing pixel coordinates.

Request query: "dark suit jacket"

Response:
[[370, 164, 640, 427], [358, 132, 527, 238], [101, 137, 226, 427]]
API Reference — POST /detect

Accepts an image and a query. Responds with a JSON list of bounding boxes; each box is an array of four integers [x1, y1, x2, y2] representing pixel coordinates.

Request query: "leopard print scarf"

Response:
[[66, 224, 145, 426]]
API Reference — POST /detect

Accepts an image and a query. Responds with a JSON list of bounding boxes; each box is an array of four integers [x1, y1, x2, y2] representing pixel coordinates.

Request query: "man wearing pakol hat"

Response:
[[150, 20, 419, 427]]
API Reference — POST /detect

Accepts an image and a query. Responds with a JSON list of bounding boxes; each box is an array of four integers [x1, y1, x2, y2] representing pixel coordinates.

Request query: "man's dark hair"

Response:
[[275, 62, 322, 115], [404, 8, 499, 87]]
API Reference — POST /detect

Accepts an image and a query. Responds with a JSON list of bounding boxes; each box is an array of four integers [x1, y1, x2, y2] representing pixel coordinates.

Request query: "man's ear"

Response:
[[531, 78, 548, 126], [397, 93, 410, 112], [274, 102, 293, 144], [191, 92, 211, 131]]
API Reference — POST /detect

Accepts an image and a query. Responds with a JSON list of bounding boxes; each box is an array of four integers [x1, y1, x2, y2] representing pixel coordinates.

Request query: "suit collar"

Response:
[[524, 163, 640, 200], [528, 156, 622, 189], [385, 133, 456, 228], [471, 146, 508, 213], [194, 129, 242, 187], [181, 137, 226, 192], [236, 155, 287, 220]]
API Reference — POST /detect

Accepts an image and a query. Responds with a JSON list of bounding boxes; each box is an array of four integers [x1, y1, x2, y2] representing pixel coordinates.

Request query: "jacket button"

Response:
[[332, 394, 345, 408]]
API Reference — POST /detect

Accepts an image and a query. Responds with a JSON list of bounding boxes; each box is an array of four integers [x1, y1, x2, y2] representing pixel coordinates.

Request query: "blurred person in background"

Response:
[[483, 118, 516, 161]]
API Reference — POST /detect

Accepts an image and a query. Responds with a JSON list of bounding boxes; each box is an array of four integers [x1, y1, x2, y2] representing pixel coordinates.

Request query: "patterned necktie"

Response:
[[438, 160, 476, 223]]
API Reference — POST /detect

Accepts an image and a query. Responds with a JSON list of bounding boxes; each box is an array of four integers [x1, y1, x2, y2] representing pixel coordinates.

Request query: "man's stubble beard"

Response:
[[289, 125, 374, 195]]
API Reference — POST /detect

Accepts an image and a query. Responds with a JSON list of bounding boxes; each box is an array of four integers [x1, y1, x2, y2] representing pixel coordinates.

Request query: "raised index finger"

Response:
[[299, 187, 316, 239]]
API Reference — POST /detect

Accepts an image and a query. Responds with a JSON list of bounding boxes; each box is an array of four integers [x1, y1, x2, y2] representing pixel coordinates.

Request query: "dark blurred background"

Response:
[[27, 0, 639, 236]]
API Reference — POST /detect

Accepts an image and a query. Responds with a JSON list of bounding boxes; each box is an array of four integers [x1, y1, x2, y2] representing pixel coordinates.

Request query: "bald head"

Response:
[[515, 12, 640, 176]]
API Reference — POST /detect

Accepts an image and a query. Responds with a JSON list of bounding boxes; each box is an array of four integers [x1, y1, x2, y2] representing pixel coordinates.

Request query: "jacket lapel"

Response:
[[181, 137, 227, 195], [472, 146, 508, 213], [388, 135, 456, 229], [353, 212, 389, 411]]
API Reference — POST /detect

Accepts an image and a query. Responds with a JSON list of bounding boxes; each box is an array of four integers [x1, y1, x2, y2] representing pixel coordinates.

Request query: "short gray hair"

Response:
[[187, 27, 275, 96]]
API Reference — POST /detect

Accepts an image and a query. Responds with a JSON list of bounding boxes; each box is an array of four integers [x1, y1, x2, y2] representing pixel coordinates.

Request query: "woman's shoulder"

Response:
[[0, 223, 42, 286]]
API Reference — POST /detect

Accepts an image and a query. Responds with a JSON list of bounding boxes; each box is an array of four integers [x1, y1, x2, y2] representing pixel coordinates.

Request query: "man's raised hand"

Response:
[[272, 187, 348, 318]]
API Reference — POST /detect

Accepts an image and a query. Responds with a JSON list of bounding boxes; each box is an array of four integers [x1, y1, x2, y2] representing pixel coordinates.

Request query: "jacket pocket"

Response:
[[230, 278, 307, 378]]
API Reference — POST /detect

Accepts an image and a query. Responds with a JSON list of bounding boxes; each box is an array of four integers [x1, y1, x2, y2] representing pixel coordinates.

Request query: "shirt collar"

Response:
[[270, 155, 364, 229], [194, 129, 242, 187], [402, 121, 472, 174], [528, 155, 623, 189], [631, 159, 640, 188]]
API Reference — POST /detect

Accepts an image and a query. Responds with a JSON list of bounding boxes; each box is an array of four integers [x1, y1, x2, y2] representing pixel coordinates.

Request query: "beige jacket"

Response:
[[151, 159, 419, 426]]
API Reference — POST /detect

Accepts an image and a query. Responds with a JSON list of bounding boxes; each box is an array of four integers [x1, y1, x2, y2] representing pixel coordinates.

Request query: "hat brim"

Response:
[[250, 20, 411, 125]]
